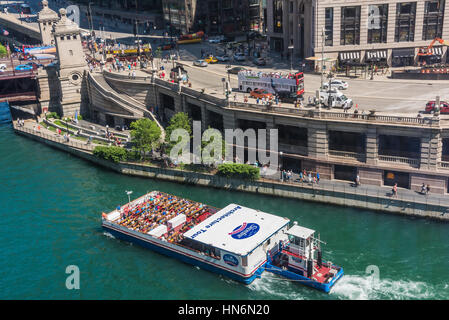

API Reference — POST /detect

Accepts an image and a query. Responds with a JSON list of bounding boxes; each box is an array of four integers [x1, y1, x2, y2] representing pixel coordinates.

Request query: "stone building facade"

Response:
[[37, 0, 59, 46], [267, 0, 449, 66]]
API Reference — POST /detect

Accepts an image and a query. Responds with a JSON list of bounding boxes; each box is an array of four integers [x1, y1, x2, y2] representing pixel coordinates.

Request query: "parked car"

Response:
[[233, 53, 246, 61], [14, 64, 34, 71], [216, 55, 230, 62], [26, 62, 43, 69], [425, 100, 449, 113], [322, 80, 349, 90], [227, 66, 247, 74], [208, 36, 224, 43], [193, 59, 208, 67], [253, 57, 266, 66], [250, 88, 273, 100], [277, 91, 298, 104], [204, 55, 218, 64]]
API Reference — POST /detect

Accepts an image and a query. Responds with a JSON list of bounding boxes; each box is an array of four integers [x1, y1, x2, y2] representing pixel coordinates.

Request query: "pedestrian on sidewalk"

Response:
[[308, 172, 312, 184], [421, 183, 426, 194], [356, 174, 361, 187], [392, 183, 398, 197], [426, 184, 430, 195], [299, 171, 303, 182], [316, 172, 320, 184]]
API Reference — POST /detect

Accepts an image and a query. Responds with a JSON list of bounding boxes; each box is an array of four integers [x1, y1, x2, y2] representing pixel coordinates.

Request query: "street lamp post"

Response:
[[125, 190, 133, 204], [288, 45, 294, 72], [320, 27, 325, 89]]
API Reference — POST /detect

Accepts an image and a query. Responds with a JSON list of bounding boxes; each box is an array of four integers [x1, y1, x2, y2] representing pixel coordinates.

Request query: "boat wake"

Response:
[[248, 272, 307, 300], [247, 272, 445, 300], [330, 274, 442, 300], [102, 232, 115, 239]]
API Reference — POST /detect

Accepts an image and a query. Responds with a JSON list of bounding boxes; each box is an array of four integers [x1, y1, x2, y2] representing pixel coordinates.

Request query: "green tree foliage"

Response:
[[0, 43, 7, 58], [45, 112, 60, 120], [165, 112, 192, 156], [216, 163, 260, 180], [93, 146, 128, 163], [130, 118, 162, 160]]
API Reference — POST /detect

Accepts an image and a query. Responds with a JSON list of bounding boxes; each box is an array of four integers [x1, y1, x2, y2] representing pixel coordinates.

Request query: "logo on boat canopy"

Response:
[[223, 254, 239, 267], [229, 222, 260, 240]]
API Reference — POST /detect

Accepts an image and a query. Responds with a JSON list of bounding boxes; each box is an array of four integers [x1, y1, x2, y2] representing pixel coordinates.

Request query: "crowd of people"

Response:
[[116, 192, 214, 243]]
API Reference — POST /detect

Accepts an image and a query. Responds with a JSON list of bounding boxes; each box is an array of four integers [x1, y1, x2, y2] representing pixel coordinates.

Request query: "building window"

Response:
[[422, 0, 445, 40], [325, 8, 333, 46], [69, 50, 73, 56], [340, 6, 361, 45], [395, 2, 416, 42], [67, 35, 71, 40], [290, 1, 294, 13], [60, 36, 64, 40], [273, 0, 283, 33], [368, 4, 388, 43]]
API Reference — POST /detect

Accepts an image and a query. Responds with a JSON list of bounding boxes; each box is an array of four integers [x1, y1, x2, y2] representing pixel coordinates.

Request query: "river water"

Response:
[[1, 124, 448, 300]]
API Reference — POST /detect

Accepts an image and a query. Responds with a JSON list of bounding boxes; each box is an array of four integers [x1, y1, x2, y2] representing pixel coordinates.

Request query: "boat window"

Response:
[[242, 256, 248, 266]]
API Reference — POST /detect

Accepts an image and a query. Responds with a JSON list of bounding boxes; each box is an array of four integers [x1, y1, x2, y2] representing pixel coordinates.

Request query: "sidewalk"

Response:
[[262, 169, 449, 209]]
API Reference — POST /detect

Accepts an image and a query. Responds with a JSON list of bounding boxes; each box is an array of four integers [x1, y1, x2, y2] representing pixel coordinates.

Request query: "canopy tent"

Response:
[[183, 204, 290, 256]]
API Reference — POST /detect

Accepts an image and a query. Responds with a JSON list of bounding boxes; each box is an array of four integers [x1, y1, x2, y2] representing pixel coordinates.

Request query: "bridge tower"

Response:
[[52, 8, 88, 116], [37, 0, 59, 46]]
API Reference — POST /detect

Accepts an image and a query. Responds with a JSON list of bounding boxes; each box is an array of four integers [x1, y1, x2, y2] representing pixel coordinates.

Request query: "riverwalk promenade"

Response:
[[12, 119, 449, 221]]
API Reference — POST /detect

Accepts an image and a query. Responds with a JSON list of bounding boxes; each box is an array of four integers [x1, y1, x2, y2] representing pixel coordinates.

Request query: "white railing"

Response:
[[438, 161, 449, 169], [378, 155, 420, 167], [14, 123, 95, 151], [329, 150, 366, 161]]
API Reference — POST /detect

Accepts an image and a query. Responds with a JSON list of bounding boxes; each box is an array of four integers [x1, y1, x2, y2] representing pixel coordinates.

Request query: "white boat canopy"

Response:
[[183, 204, 290, 256], [285, 224, 315, 240]]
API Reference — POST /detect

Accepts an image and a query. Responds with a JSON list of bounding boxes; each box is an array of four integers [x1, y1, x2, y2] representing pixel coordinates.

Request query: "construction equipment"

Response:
[[418, 38, 449, 56]]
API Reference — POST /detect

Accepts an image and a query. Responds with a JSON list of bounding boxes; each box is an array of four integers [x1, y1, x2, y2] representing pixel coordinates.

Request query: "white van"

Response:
[[319, 89, 353, 109]]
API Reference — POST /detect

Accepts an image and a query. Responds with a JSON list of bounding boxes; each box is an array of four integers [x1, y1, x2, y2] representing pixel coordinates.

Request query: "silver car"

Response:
[[193, 59, 208, 67]]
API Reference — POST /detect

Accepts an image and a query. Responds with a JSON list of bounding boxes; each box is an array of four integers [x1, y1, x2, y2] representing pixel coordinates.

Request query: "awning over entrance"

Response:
[[392, 48, 415, 58], [339, 51, 360, 61], [366, 50, 387, 60], [432, 46, 443, 56]]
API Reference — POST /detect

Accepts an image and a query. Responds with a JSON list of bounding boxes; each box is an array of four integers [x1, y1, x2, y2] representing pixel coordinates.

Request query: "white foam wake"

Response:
[[330, 274, 438, 300], [248, 272, 307, 300], [102, 231, 115, 239]]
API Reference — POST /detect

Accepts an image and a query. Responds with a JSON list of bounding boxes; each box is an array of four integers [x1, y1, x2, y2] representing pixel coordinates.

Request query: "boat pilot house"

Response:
[[183, 204, 290, 277]]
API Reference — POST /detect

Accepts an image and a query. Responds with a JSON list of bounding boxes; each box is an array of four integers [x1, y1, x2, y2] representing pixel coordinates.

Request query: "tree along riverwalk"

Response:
[[13, 121, 449, 222]]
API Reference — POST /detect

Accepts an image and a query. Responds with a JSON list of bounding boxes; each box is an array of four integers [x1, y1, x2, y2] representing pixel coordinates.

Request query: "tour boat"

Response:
[[101, 191, 343, 292]]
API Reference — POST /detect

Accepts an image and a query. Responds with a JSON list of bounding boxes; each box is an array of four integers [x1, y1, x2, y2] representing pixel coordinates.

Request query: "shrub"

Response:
[[216, 163, 260, 180], [93, 146, 128, 163], [45, 112, 60, 120], [77, 114, 83, 120]]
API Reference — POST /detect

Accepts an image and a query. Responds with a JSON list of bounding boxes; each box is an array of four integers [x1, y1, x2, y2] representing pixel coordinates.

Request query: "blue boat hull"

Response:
[[103, 225, 263, 285], [265, 262, 344, 293]]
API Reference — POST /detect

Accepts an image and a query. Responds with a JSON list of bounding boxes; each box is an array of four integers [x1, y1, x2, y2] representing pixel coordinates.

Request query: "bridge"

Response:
[[0, 12, 41, 42], [0, 70, 38, 103]]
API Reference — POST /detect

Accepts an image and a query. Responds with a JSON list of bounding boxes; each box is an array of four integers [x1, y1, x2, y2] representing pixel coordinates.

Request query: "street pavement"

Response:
[[5, 0, 449, 116]]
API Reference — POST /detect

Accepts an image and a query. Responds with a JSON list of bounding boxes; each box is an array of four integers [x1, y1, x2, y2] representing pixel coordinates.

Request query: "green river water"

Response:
[[1, 124, 448, 300]]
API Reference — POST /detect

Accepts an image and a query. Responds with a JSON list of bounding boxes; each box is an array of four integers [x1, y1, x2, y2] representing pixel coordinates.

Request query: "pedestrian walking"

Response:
[[421, 183, 426, 194], [426, 184, 430, 195], [299, 171, 303, 182], [316, 172, 320, 184], [356, 174, 360, 187], [308, 172, 312, 184], [392, 183, 398, 197]]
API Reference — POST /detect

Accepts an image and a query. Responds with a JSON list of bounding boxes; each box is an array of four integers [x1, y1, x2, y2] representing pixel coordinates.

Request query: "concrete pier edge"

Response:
[[13, 123, 449, 222]]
